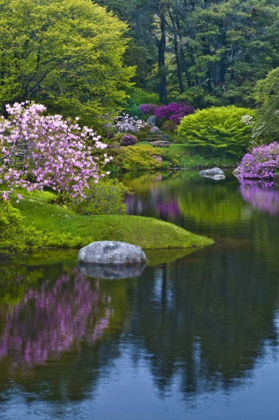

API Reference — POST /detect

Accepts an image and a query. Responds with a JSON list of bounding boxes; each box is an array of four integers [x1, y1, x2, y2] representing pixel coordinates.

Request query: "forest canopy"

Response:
[[0, 0, 135, 126], [97, 0, 279, 108]]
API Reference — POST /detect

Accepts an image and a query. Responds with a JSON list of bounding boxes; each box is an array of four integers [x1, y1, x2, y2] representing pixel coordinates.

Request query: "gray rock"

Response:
[[150, 141, 170, 148], [274, 174, 279, 185], [199, 167, 225, 180], [78, 241, 147, 265], [152, 155, 163, 163], [233, 166, 241, 178], [147, 115, 156, 126], [79, 263, 146, 280], [150, 126, 161, 134], [212, 174, 226, 181]]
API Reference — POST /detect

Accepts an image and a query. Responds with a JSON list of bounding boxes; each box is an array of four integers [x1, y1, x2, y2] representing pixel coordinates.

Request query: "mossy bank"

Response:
[[107, 143, 236, 174], [3, 192, 213, 252]]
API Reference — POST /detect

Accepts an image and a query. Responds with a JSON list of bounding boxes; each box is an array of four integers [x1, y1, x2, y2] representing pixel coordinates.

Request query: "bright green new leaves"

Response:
[[178, 106, 255, 158], [0, 0, 135, 127]]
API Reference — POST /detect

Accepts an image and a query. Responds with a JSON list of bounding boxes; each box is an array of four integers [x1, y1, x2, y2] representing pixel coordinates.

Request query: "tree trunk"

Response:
[[158, 11, 168, 104]]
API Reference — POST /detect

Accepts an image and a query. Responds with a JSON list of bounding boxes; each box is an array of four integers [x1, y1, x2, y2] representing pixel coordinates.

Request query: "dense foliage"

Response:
[[238, 142, 279, 180], [253, 67, 279, 140], [0, 0, 134, 127], [178, 106, 255, 158], [0, 197, 42, 255], [69, 179, 129, 215], [155, 102, 194, 124], [0, 102, 110, 201], [138, 104, 158, 115], [96, 0, 279, 107]]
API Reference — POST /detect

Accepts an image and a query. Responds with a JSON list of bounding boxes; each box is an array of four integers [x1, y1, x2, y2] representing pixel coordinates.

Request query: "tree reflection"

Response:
[[132, 247, 279, 397]]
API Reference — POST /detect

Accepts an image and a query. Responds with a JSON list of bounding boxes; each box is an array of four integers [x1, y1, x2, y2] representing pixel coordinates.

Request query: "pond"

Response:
[[1, 171, 279, 420]]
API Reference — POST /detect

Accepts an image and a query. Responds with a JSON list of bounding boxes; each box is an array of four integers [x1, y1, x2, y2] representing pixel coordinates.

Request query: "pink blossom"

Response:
[[0, 102, 111, 201]]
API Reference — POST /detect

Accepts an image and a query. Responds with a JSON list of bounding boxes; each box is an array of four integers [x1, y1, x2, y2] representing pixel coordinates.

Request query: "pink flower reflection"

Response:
[[240, 183, 279, 215], [0, 269, 112, 368]]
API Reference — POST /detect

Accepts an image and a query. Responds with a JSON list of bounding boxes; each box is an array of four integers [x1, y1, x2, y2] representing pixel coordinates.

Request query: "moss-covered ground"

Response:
[[11, 191, 213, 250]]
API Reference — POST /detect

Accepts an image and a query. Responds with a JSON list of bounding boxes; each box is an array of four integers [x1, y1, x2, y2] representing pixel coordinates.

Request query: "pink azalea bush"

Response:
[[0, 102, 112, 200], [155, 102, 194, 125], [238, 142, 279, 180]]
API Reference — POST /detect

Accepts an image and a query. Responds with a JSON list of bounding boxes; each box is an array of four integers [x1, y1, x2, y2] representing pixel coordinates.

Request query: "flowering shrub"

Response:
[[238, 142, 279, 180], [121, 135, 138, 146], [155, 102, 194, 125], [0, 102, 112, 200], [138, 104, 158, 115], [241, 114, 265, 144], [115, 114, 145, 133]]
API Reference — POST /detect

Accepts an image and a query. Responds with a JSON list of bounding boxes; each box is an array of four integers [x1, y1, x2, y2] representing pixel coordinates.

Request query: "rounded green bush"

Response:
[[178, 106, 255, 158]]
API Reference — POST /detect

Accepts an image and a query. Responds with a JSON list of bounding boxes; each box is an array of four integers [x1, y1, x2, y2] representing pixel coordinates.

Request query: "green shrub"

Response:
[[68, 179, 129, 215], [0, 197, 43, 255], [178, 106, 255, 158], [125, 88, 160, 116], [107, 145, 162, 171], [162, 120, 177, 133]]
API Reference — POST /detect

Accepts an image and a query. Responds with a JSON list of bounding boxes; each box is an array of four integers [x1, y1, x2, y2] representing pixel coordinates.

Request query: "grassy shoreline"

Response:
[[106, 142, 237, 174], [9, 192, 213, 251]]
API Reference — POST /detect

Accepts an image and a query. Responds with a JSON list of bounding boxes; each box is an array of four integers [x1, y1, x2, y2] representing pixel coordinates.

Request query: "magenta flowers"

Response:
[[0, 102, 112, 200], [155, 102, 194, 125], [138, 104, 158, 115], [238, 142, 279, 180]]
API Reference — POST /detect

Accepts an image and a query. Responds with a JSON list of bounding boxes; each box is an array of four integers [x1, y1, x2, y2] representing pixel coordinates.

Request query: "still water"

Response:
[[1, 171, 279, 419]]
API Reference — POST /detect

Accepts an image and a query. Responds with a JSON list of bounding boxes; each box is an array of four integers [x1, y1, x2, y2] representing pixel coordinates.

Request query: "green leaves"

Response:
[[0, 0, 135, 127], [178, 106, 255, 158]]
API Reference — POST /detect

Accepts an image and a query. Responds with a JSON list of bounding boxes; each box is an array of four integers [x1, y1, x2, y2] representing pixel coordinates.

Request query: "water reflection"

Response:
[[0, 171, 279, 419], [240, 183, 279, 215], [79, 262, 146, 279], [134, 250, 279, 396], [0, 268, 112, 367]]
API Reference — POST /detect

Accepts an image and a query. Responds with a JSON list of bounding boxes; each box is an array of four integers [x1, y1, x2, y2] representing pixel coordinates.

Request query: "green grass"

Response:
[[136, 142, 236, 168], [11, 193, 213, 250]]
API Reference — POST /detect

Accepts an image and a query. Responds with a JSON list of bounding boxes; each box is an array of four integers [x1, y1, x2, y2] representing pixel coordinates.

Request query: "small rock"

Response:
[[79, 263, 146, 280], [150, 141, 170, 148], [274, 174, 279, 185], [233, 166, 241, 178], [212, 174, 226, 181], [150, 126, 162, 134], [152, 155, 163, 163], [78, 241, 147, 265], [199, 167, 225, 180], [146, 115, 156, 126]]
